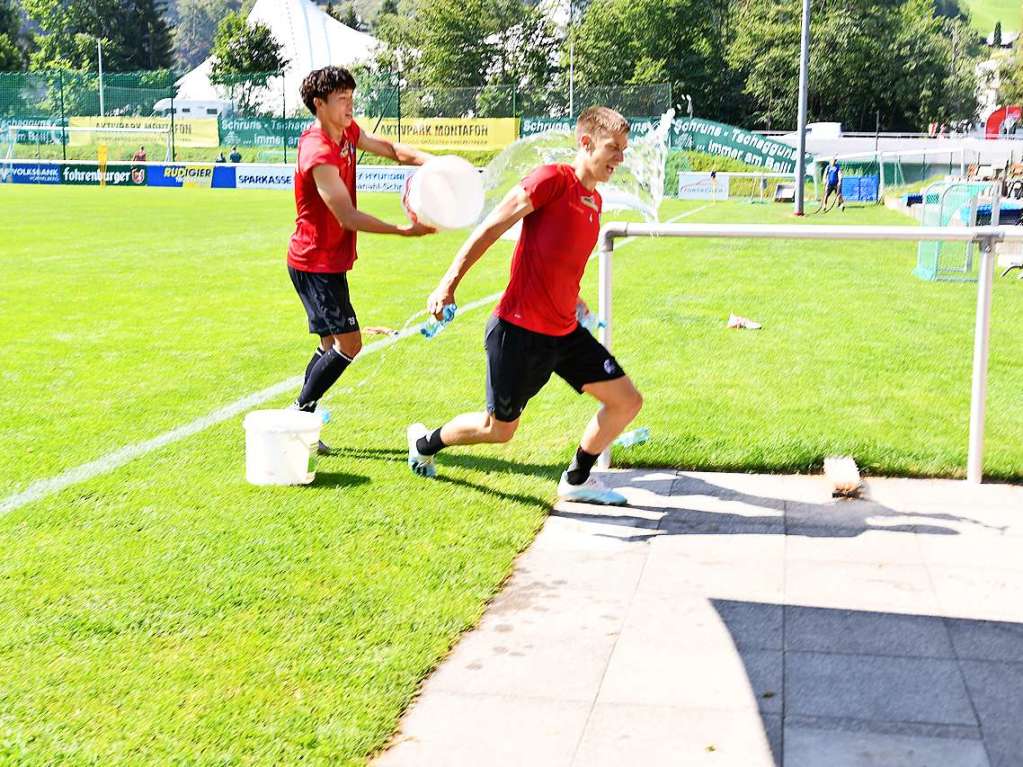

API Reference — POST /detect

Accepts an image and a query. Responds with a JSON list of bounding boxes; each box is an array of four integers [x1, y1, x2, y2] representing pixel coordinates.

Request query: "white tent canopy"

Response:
[[173, 0, 380, 114]]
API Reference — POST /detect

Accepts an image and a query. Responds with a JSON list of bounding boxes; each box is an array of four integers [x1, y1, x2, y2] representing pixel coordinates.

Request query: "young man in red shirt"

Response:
[[406, 107, 643, 505], [289, 66, 434, 452]]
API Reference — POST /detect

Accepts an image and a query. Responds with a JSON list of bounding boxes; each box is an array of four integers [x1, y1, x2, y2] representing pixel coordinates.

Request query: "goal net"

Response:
[[676, 171, 818, 203], [2, 124, 173, 162]]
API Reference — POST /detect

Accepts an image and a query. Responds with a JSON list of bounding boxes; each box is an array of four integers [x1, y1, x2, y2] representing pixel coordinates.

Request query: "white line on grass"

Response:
[[0, 204, 708, 517]]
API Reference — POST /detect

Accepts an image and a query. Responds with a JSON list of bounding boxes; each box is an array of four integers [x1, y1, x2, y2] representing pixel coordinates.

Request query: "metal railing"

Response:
[[596, 222, 1017, 482]]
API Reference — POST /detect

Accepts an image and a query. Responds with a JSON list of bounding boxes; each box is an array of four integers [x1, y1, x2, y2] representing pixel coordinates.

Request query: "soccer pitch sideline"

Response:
[[1, 185, 1021, 764]]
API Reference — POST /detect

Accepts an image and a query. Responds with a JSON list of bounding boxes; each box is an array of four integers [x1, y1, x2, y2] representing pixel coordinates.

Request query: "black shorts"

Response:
[[826, 180, 840, 195], [289, 266, 360, 336], [484, 315, 626, 423]]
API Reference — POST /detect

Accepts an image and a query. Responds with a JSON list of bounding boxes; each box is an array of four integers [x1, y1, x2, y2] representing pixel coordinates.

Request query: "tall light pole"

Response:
[[97, 38, 105, 117], [568, 0, 575, 118], [794, 0, 811, 215]]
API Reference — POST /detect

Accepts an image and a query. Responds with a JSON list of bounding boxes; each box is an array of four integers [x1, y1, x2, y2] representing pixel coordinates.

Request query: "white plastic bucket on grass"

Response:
[[402, 155, 485, 230], [243, 409, 321, 485]]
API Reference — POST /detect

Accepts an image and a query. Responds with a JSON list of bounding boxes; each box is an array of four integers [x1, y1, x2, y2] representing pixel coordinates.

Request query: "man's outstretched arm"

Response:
[[426, 185, 534, 317], [312, 165, 433, 236]]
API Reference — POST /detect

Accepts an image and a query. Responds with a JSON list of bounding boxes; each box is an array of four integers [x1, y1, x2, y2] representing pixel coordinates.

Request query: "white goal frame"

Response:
[[596, 221, 1016, 483], [3, 124, 173, 162]]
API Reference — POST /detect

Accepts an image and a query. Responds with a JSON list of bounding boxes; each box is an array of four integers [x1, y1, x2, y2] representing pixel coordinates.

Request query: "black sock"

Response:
[[566, 446, 599, 485], [416, 428, 447, 456], [304, 347, 325, 384], [297, 348, 353, 410]]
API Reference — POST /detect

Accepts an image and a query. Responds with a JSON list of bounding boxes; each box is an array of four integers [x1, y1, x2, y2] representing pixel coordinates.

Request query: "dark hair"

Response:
[[300, 66, 357, 115]]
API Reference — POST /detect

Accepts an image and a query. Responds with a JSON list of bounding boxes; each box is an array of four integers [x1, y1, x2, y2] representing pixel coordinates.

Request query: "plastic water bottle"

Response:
[[614, 427, 650, 447], [421, 304, 457, 339], [576, 303, 605, 334]]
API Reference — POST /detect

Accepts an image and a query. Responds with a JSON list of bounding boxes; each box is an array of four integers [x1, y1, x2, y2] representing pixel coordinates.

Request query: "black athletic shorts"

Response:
[[484, 315, 626, 423], [826, 180, 840, 195], [288, 266, 360, 336]]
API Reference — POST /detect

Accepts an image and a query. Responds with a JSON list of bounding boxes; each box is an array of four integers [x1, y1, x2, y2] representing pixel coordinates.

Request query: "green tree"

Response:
[[488, 0, 559, 113], [174, 0, 236, 69], [415, 0, 496, 88], [0, 32, 21, 70], [208, 11, 288, 114], [24, 0, 173, 70], [373, 0, 417, 72], [385, 0, 558, 116], [327, 2, 366, 31], [569, 0, 731, 119], [0, 0, 26, 70], [728, 0, 979, 132], [993, 20, 1002, 46]]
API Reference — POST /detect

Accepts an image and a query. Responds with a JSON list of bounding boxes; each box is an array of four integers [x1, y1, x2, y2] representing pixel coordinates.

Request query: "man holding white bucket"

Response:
[[288, 66, 435, 453], [406, 107, 643, 506]]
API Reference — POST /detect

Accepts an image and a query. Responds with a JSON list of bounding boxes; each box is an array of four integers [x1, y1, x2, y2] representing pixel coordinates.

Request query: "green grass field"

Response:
[[962, 0, 1019, 33], [1, 185, 1022, 764]]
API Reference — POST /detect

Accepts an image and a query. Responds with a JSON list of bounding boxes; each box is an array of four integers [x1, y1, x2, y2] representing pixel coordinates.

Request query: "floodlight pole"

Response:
[[97, 39, 105, 117], [794, 0, 811, 215], [568, 0, 575, 118]]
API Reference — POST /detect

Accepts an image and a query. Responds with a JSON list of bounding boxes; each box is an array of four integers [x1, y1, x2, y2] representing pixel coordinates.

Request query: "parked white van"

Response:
[[152, 99, 234, 118]]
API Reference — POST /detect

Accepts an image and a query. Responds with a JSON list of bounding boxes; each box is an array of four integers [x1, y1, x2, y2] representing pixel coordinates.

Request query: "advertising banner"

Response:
[[219, 117, 311, 149], [1, 117, 67, 145], [1, 161, 62, 184], [672, 118, 802, 173], [60, 162, 148, 186], [357, 165, 416, 192], [677, 172, 729, 200], [236, 163, 294, 189], [149, 163, 217, 188], [68, 116, 220, 148], [521, 116, 806, 173], [371, 118, 519, 151], [220, 117, 519, 152], [520, 116, 661, 138], [233, 164, 415, 191]]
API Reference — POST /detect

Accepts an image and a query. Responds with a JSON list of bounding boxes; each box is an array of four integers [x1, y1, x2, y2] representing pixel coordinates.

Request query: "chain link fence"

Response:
[[0, 70, 673, 162]]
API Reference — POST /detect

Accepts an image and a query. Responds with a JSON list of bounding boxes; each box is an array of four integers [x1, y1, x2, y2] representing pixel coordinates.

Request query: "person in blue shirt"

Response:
[[823, 158, 844, 211]]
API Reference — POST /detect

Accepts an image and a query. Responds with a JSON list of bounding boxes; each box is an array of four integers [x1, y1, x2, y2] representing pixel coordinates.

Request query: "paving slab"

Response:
[[783, 725, 989, 767], [958, 659, 1023, 729], [981, 724, 1023, 767], [374, 470, 1023, 767], [784, 650, 977, 725], [928, 565, 1023, 622], [783, 605, 955, 657], [375, 693, 591, 767], [572, 706, 779, 767]]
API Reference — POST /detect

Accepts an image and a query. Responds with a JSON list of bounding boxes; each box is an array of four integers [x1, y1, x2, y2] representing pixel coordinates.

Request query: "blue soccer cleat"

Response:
[[557, 472, 627, 506]]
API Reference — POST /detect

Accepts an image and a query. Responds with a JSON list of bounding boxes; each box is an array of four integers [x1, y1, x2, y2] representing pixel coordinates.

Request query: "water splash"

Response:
[[481, 109, 675, 228]]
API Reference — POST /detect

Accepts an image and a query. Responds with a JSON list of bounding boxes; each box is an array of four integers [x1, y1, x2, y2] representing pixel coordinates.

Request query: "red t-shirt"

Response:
[[496, 164, 602, 336], [287, 121, 361, 273]]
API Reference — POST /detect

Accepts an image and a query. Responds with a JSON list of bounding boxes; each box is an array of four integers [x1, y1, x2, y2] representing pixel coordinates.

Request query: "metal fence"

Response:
[[0, 70, 673, 161]]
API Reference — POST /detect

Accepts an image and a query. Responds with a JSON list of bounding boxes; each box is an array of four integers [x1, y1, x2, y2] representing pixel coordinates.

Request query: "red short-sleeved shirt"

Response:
[[287, 121, 361, 273], [496, 164, 602, 336]]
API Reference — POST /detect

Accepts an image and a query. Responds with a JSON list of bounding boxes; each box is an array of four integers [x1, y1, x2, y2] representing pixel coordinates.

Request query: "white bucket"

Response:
[[402, 155, 485, 230], [243, 409, 321, 485]]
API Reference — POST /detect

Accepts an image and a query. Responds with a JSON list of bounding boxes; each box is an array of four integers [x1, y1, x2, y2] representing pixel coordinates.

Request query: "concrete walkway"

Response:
[[375, 470, 1023, 767]]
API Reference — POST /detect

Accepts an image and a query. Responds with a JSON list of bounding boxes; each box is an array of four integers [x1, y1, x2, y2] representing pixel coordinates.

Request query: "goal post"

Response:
[[3, 124, 173, 162]]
